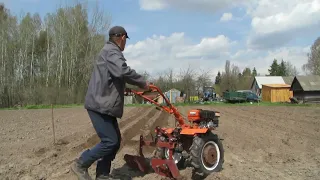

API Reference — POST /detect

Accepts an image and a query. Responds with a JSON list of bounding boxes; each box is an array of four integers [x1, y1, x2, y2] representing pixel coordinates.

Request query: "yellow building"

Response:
[[262, 84, 293, 103]]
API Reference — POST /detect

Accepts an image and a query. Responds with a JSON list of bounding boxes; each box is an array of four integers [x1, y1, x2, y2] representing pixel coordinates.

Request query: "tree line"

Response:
[[268, 59, 299, 76], [147, 35, 320, 98], [0, 2, 110, 108], [0, 2, 319, 108]]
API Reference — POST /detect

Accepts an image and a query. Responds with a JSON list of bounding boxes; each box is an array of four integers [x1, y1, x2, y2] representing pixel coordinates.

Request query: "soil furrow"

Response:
[[65, 107, 154, 154], [229, 106, 319, 140], [119, 107, 146, 127], [239, 106, 320, 125], [128, 109, 170, 145], [1, 105, 320, 180], [120, 107, 159, 148]]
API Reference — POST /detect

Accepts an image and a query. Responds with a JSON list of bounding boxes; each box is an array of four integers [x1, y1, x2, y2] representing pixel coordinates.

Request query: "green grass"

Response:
[[198, 101, 319, 107], [1, 101, 319, 110], [167, 101, 320, 107], [0, 104, 82, 110]]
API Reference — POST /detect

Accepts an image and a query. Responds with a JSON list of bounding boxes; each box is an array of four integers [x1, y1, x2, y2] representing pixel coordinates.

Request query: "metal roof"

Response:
[[282, 76, 294, 85], [292, 75, 320, 91], [253, 76, 285, 89]]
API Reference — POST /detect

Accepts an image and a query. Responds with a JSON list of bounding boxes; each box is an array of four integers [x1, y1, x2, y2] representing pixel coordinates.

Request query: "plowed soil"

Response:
[[1, 105, 320, 180]]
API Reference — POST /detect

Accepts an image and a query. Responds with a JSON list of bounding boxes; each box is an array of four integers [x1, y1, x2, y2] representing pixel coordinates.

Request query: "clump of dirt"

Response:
[[0, 105, 320, 180]]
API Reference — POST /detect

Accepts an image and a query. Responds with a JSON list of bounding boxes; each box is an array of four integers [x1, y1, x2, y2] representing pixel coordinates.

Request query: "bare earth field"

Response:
[[1, 105, 320, 180]]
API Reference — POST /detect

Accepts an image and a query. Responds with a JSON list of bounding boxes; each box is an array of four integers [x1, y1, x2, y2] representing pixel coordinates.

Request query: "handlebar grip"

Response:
[[125, 88, 132, 92]]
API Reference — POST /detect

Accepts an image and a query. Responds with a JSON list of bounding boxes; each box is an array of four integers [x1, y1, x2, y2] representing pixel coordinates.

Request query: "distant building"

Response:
[[158, 88, 181, 104], [290, 75, 320, 103], [261, 84, 293, 103], [251, 76, 286, 96]]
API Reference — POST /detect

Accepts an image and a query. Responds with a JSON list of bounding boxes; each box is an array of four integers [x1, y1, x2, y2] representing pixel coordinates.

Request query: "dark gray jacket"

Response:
[[84, 41, 146, 118]]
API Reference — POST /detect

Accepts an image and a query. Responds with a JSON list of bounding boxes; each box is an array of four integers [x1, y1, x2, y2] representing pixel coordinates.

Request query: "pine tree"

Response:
[[215, 71, 221, 84], [268, 59, 280, 76], [278, 59, 287, 76], [252, 67, 257, 76]]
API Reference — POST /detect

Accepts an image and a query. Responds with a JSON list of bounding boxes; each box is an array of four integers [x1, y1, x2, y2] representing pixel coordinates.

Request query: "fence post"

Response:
[[51, 104, 56, 144]]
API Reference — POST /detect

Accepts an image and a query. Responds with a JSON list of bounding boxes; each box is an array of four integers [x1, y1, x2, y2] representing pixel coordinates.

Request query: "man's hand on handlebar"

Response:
[[143, 81, 153, 90]]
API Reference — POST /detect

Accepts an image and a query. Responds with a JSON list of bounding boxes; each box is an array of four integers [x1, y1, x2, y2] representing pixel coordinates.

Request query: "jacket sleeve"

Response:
[[104, 49, 147, 88]]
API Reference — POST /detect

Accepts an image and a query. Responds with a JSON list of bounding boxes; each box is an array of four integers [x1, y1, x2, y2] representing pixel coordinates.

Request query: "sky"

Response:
[[1, 0, 320, 79]]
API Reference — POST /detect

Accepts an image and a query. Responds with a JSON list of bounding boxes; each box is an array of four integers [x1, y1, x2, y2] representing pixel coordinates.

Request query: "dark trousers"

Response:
[[79, 110, 121, 177]]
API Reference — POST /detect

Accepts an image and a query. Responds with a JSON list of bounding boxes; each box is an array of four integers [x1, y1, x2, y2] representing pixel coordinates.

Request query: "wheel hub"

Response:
[[165, 149, 182, 164], [202, 143, 217, 166]]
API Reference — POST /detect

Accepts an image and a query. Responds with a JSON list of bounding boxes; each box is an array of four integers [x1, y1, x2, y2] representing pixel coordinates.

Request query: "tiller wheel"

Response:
[[123, 84, 224, 179]]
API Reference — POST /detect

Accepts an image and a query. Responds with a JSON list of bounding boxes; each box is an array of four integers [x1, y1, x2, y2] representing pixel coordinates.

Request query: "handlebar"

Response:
[[125, 84, 185, 127]]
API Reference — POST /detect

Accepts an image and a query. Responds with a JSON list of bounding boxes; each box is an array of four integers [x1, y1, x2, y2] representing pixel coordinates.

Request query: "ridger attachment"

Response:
[[124, 85, 224, 179]]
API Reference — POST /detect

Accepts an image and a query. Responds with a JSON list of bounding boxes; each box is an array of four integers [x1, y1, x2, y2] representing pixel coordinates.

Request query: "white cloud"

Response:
[[139, 0, 320, 50], [247, 0, 320, 49], [175, 35, 235, 58], [220, 13, 233, 22], [123, 32, 310, 80], [139, 0, 167, 10], [123, 32, 236, 78], [251, 4, 318, 34], [139, 0, 249, 13], [230, 46, 310, 75], [132, 1, 316, 78]]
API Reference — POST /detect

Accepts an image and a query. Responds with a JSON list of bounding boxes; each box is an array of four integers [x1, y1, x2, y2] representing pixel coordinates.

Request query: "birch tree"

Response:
[[0, 1, 111, 108]]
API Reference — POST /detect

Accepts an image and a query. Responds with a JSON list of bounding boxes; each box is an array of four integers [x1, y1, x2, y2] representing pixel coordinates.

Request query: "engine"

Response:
[[187, 109, 220, 129]]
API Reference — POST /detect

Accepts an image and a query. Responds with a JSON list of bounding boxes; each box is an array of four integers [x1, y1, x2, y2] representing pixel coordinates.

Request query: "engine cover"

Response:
[[199, 109, 219, 119], [188, 109, 220, 121], [187, 109, 220, 129]]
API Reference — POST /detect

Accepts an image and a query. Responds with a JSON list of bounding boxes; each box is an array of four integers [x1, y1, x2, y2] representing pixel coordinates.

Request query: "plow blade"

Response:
[[124, 154, 150, 173], [151, 159, 181, 179], [123, 134, 183, 179]]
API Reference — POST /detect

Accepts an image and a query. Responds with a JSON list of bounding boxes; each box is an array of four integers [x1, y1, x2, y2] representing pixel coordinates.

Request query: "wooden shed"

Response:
[[251, 76, 294, 97], [290, 75, 320, 103], [261, 84, 293, 102]]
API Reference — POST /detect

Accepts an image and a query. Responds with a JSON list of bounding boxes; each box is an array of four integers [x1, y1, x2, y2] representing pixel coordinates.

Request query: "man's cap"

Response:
[[109, 26, 129, 39]]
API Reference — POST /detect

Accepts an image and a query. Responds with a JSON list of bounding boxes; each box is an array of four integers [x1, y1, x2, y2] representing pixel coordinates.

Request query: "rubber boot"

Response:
[[95, 160, 121, 180], [71, 158, 93, 180]]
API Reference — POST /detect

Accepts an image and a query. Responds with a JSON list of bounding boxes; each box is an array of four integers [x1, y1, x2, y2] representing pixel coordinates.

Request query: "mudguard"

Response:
[[180, 128, 208, 135]]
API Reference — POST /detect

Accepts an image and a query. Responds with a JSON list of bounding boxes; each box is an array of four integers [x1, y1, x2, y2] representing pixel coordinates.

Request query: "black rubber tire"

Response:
[[189, 131, 224, 176]]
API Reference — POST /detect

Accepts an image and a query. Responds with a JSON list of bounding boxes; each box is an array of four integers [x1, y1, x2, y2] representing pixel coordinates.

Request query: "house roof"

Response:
[[282, 76, 294, 85], [291, 75, 320, 91], [253, 76, 286, 89], [262, 84, 291, 88]]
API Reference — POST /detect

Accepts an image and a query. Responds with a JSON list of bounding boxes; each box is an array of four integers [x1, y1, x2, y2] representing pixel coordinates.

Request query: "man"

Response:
[[71, 26, 149, 180]]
